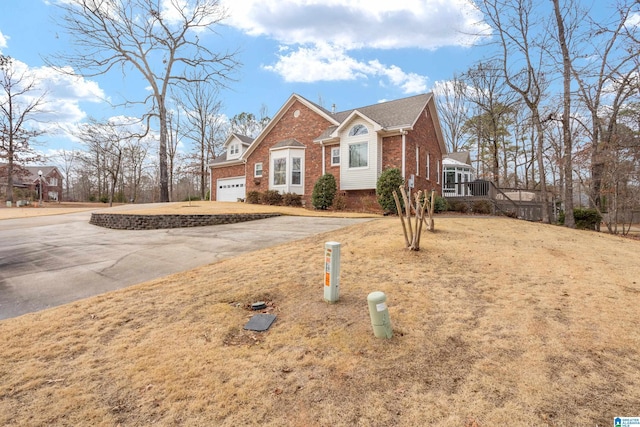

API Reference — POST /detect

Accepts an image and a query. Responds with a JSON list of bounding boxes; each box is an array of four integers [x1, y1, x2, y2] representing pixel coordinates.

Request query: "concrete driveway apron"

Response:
[[0, 210, 371, 320]]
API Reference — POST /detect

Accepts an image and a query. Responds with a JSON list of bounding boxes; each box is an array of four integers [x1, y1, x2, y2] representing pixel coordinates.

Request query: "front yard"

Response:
[[1, 216, 639, 425]]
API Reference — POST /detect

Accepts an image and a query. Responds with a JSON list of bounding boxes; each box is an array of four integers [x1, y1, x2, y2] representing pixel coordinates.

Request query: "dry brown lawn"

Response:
[[1, 217, 639, 426]]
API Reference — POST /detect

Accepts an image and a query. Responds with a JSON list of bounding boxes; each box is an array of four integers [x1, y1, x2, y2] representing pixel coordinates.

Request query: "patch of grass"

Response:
[[1, 218, 640, 425]]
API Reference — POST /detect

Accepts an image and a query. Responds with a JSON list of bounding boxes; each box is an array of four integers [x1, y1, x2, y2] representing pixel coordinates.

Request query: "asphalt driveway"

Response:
[[0, 209, 371, 320]]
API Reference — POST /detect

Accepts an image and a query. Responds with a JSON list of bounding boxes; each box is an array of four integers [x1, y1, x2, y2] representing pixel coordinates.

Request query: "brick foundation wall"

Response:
[[90, 213, 280, 230]]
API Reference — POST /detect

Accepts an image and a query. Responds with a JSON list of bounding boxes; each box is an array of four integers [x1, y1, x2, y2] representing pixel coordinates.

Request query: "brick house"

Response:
[[0, 164, 63, 202], [210, 93, 447, 211]]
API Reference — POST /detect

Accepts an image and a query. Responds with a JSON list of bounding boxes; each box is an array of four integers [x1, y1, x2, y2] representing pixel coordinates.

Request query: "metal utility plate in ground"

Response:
[[244, 314, 277, 332]]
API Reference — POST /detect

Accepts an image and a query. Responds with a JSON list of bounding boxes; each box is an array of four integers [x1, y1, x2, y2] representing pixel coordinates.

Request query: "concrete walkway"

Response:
[[0, 209, 372, 320]]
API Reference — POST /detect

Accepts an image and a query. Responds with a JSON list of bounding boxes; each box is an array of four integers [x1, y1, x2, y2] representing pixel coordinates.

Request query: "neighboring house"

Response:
[[0, 163, 63, 202], [210, 93, 447, 210]]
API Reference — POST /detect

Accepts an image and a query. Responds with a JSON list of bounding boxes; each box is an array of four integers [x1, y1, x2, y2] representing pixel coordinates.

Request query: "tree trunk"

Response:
[[552, 0, 575, 228], [158, 98, 170, 202], [532, 110, 550, 223]]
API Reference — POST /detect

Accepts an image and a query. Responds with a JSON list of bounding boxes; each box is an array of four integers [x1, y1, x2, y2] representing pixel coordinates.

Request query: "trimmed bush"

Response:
[[261, 190, 283, 205], [333, 193, 347, 211], [312, 173, 337, 210], [282, 192, 302, 207], [246, 191, 261, 204], [559, 208, 602, 230], [448, 200, 469, 213], [376, 168, 404, 214], [472, 200, 493, 214]]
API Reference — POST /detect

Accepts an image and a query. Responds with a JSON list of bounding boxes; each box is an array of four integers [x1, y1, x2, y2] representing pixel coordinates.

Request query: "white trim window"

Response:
[[331, 147, 340, 166], [291, 157, 301, 185], [416, 147, 420, 176], [348, 142, 368, 168], [426, 152, 431, 181], [254, 162, 263, 178], [349, 124, 368, 136], [273, 158, 286, 185]]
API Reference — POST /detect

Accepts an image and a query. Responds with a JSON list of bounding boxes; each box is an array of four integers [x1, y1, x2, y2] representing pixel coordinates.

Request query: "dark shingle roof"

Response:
[[233, 133, 255, 145], [211, 152, 228, 164], [444, 152, 472, 165], [333, 93, 430, 129], [272, 138, 305, 149]]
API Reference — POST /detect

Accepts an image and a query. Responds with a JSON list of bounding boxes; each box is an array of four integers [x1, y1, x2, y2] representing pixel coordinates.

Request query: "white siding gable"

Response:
[[226, 136, 244, 160], [339, 118, 380, 190]]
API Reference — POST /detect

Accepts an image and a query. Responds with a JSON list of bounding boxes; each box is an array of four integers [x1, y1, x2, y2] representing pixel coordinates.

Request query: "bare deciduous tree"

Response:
[[1, 56, 46, 203], [434, 75, 472, 153], [569, 0, 640, 227], [176, 77, 225, 199], [50, 0, 240, 202], [50, 149, 79, 201], [475, 0, 552, 222]]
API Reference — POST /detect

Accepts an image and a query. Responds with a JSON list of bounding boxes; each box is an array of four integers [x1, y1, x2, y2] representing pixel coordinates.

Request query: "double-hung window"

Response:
[[273, 158, 286, 185], [254, 163, 263, 178], [291, 158, 301, 185], [331, 147, 340, 166], [426, 152, 431, 180], [348, 142, 368, 168]]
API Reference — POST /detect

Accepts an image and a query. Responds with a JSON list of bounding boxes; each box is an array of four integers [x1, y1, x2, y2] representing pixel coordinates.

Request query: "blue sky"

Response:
[[0, 0, 610, 156]]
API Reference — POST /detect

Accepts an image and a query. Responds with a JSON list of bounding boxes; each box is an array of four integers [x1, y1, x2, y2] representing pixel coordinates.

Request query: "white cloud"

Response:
[[223, 0, 487, 49], [1, 59, 107, 133], [263, 43, 428, 94], [224, 0, 485, 92], [0, 30, 8, 52]]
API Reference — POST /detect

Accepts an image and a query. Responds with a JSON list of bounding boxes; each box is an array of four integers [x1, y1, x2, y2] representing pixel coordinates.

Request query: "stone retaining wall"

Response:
[[90, 213, 281, 230]]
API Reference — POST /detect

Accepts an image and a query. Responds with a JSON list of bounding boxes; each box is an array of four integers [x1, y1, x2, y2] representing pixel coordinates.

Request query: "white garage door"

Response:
[[216, 177, 246, 202]]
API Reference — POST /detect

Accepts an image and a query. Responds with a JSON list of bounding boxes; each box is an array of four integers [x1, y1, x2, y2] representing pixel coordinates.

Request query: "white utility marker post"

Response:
[[324, 241, 340, 303], [367, 291, 393, 338]]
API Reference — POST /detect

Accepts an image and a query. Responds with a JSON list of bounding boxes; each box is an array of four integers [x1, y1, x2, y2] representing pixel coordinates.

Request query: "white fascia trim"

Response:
[[330, 110, 382, 138]]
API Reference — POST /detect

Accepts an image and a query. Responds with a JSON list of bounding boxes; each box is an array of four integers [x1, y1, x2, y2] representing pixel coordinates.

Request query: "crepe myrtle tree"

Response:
[[49, 0, 240, 202]]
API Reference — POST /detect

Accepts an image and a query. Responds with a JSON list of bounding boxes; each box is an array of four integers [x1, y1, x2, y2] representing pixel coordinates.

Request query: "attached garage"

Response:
[[216, 177, 246, 202]]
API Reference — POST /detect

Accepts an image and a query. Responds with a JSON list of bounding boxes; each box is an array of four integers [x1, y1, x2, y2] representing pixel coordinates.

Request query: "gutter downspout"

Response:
[[321, 142, 326, 176], [401, 129, 407, 180]]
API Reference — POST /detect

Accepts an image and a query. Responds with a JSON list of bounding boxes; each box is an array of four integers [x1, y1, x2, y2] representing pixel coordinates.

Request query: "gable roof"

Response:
[[333, 93, 431, 130], [223, 133, 254, 148], [239, 93, 340, 161], [444, 151, 472, 166]]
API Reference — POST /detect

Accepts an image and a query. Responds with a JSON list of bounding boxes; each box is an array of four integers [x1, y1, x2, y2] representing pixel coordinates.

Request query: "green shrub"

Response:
[[312, 173, 337, 210], [559, 208, 602, 230], [282, 192, 302, 207], [261, 190, 282, 205], [376, 168, 404, 214], [433, 195, 448, 213], [246, 191, 261, 204], [472, 200, 493, 214]]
